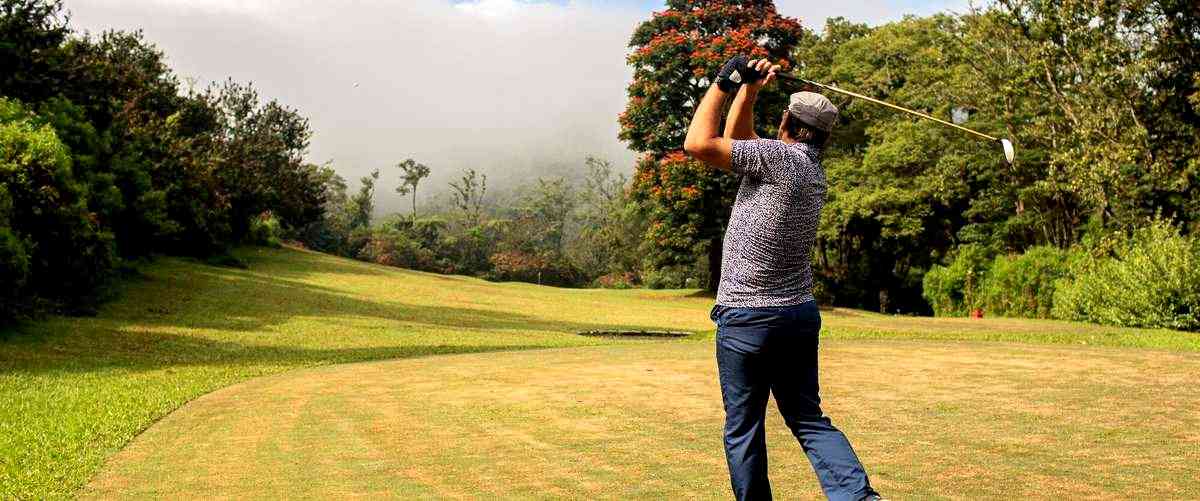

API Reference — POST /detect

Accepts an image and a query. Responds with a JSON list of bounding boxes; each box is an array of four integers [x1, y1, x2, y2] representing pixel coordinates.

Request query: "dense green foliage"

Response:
[[923, 221, 1200, 330], [1054, 221, 1200, 330], [0, 1, 325, 322], [795, 0, 1199, 314], [980, 246, 1069, 319], [0, 98, 114, 317], [921, 245, 992, 317]]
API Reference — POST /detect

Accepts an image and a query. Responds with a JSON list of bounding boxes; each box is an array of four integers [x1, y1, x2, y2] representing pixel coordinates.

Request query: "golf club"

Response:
[[774, 73, 1015, 164]]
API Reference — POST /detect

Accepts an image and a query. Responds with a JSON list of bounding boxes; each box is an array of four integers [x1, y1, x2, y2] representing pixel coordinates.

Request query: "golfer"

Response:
[[683, 56, 883, 501]]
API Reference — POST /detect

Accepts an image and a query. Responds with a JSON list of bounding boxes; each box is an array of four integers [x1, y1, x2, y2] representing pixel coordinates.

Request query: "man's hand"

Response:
[[716, 55, 764, 93], [687, 56, 780, 170], [744, 59, 781, 93]]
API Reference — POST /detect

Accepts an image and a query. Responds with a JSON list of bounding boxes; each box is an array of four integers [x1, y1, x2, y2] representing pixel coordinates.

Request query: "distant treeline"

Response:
[[1, 0, 326, 321], [292, 157, 648, 289]]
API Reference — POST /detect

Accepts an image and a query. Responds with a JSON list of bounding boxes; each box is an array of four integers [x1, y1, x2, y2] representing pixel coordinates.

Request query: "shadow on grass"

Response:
[[120, 266, 667, 335], [0, 334, 552, 376], [2, 247, 686, 376]]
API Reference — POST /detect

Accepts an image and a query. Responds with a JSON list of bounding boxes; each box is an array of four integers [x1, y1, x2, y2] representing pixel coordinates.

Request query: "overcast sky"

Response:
[[68, 0, 968, 212]]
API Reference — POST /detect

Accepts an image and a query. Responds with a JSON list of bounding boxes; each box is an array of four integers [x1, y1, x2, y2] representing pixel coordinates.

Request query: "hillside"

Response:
[[2, 247, 1196, 498]]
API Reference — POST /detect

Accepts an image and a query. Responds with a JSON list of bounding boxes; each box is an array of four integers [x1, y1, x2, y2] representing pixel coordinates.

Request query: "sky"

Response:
[[67, 0, 969, 213]]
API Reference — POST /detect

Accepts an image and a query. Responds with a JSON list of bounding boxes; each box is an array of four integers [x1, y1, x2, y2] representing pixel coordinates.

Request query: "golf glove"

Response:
[[716, 55, 765, 93]]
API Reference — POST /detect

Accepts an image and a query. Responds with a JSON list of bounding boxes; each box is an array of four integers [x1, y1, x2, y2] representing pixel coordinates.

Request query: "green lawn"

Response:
[[2, 246, 1197, 499]]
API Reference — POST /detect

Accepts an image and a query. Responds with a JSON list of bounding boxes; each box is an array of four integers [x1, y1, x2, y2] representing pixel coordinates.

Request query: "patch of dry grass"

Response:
[[84, 341, 1200, 499]]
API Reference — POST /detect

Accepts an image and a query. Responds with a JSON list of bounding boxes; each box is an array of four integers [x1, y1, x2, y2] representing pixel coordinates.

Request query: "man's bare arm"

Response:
[[687, 59, 780, 169], [723, 84, 759, 140], [724, 59, 780, 141], [683, 84, 735, 170]]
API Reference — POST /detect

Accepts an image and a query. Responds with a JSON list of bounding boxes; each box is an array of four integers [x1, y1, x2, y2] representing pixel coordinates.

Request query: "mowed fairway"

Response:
[[3, 247, 1199, 499], [85, 340, 1200, 499]]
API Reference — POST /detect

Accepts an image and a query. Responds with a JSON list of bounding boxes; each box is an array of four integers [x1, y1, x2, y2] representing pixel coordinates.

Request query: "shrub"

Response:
[[246, 212, 283, 248], [921, 244, 992, 316], [643, 261, 707, 290], [979, 246, 1070, 318], [357, 228, 437, 271], [0, 187, 31, 321], [487, 250, 580, 286], [0, 98, 116, 315], [1052, 220, 1200, 330], [594, 271, 639, 289]]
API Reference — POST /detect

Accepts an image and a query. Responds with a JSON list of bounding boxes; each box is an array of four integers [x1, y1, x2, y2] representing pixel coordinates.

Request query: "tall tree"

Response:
[[449, 168, 488, 226], [349, 169, 379, 230], [620, 0, 806, 289], [394, 158, 430, 221], [796, 15, 995, 312], [569, 156, 645, 279], [0, 0, 69, 103]]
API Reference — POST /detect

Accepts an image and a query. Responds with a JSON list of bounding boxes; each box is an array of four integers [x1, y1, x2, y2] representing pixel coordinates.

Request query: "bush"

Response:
[[246, 212, 283, 248], [1, 98, 117, 315], [357, 228, 438, 271], [643, 261, 707, 290], [979, 246, 1070, 318], [0, 207, 31, 321], [487, 250, 580, 286], [922, 244, 992, 316], [594, 271, 639, 289], [1052, 220, 1200, 330]]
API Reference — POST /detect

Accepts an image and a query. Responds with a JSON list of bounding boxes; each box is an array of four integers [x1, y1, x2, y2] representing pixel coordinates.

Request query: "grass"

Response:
[[82, 341, 1200, 499], [1, 246, 1197, 498]]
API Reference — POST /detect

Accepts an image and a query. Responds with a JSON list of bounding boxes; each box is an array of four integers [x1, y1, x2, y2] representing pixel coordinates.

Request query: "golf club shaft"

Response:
[[775, 73, 1000, 143]]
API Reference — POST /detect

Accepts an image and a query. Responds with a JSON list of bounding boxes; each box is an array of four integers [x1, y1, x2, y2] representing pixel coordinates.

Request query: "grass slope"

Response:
[[1, 246, 1196, 498]]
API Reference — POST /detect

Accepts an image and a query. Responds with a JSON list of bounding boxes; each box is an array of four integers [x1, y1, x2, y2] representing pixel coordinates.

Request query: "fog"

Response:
[[68, 0, 967, 214]]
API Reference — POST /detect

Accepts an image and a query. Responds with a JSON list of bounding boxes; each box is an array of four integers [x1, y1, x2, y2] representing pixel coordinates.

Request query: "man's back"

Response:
[[717, 138, 826, 308]]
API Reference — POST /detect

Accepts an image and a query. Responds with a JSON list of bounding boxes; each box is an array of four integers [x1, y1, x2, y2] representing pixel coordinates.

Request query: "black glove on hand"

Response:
[[716, 55, 765, 93]]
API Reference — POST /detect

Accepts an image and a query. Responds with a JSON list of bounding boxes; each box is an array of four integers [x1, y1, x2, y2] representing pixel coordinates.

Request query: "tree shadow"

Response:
[[120, 266, 667, 335], [2, 331, 551, 376], [3, 247, 692, 376]]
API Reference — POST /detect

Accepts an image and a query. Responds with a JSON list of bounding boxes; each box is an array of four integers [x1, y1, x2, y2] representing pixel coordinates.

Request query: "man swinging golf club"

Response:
[[684, 56, 884, 501]]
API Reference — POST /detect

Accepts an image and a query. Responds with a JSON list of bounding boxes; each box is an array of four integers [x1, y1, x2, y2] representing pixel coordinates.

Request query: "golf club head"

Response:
[[1001, 139, 1015, 164]]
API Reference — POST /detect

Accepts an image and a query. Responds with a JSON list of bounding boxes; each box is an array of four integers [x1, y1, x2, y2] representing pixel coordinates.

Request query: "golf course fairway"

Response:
[[83, 341, 1200, 499], [3, 247, 1198, 499]]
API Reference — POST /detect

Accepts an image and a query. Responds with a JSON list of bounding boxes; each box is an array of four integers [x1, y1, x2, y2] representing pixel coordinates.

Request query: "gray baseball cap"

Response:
[[788, 91, 838, 132]]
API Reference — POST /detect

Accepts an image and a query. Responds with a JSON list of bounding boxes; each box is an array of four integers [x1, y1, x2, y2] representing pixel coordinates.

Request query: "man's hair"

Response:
[[782, 113, 830, 148]]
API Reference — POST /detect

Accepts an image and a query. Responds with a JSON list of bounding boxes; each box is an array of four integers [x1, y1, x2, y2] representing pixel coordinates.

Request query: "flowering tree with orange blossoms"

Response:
[[620, 0, 806, 289]]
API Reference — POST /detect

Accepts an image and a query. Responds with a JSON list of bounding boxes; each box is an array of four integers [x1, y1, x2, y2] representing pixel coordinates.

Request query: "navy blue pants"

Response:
[[712, 302, 876, 501]]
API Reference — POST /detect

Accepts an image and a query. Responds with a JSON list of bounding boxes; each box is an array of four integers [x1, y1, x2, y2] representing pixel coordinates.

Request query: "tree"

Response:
[[203, 79, 318, 240], [349, 169, 380, 230], [794, 15, 991, 312], [449, 168, 488, 226], [394, 158, 430, 221], [296, 163, 356, 255], [0, 0, 70, 103], [620, 0, 806, 290], [515, 177, 575, 256], [966, 0, 1200, 234], [0, 98, 116, 315], [569, 156, 646, 281]]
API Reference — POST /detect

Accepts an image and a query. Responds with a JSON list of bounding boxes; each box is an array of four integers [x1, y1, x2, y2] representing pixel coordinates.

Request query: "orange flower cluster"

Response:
[[621, 1, 804, 267]]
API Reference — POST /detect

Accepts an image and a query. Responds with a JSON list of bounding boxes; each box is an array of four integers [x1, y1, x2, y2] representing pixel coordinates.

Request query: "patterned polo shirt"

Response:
[[716, 138, 826, 308]]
